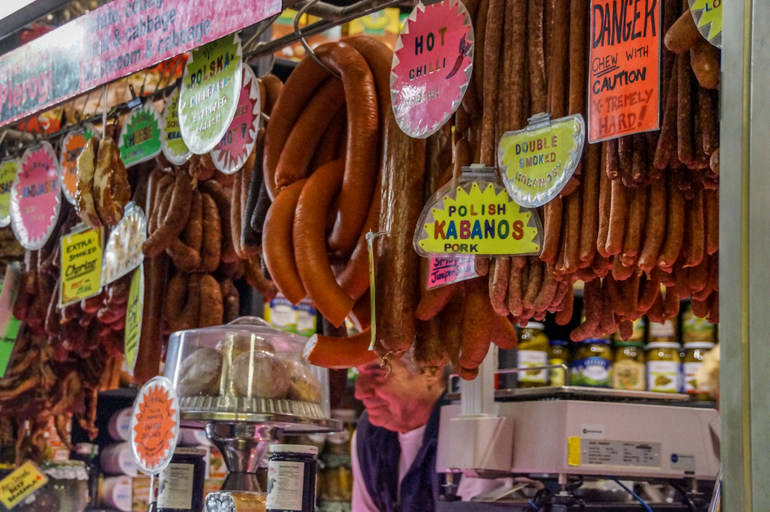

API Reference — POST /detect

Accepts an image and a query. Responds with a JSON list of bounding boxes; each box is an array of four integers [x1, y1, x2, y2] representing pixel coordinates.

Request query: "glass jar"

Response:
[[572, 339, 612, 387], [646, 342, 682, 393], [157, 447, 207, 512], [683, 342, 716, 401], [612, 342, 646, 391], [548, 340, 569, 387], [516, 323, 550, 387], [40, 460, 89, 512], [682, 303, 716, 343], [266, 444, 318, 512]]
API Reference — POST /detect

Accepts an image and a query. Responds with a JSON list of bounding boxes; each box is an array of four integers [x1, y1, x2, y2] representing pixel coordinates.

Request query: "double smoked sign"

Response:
[[0, 0, 281, 128], [588, 0, 661, 143]]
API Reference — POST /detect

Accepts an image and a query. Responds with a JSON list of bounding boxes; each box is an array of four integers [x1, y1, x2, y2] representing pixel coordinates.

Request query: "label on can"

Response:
[[683, 361, 704, 394], [572, 357, 611, 387], [157, 462, 194, 510], [647, 361, 680, 393], [266, 460, 305, 511], [517, 350, 548, 383], [612, 359, 646, 391]]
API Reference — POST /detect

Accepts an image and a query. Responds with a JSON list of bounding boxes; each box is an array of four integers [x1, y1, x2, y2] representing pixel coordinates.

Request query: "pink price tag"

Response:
[[427, 256, 478, 289], [391, 0, 474, 138], [10, 142, 61, 250], [211, 64, 260, 175]]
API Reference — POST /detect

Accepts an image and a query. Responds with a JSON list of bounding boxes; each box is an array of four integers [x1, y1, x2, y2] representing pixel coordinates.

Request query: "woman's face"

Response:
[[355, 357, 444, 433]]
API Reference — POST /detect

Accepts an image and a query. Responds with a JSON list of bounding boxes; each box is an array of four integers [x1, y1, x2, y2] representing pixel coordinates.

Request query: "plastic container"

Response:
[[683, 342, 716, 400], [157, 447, 207, 512], [266, 444, 318, 512], [646, 341, 682, 393], [572, 339, 612, 387], [163, 317, 330, 419], [100, 442, 138, 476], [100, 475, 133, 511], [516, 322, 550, 387], [107, 408, 132, 441]]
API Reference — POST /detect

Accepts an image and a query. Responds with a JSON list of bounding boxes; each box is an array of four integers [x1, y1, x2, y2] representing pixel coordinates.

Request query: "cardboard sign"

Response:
[[391, 0, 473, 138], [0, 158, 17, 227], [0, 462, 47, 509], [498, 114, 586, 207], [689, 0, 721, 48], [427, 256, 477, 289], [588, 0, 661, 142], [0, 0, 281, 128], [10, 142, 61, 250], [124, 266, 144, 374], [414, 179, 542, 257], [102, 203, 146, 286], [211, 64, 260, 174], [131, 376, 180, 475], [60, 226, 103, 306], [59, 125, 95, 204], [179, 34, 243, 154], [161, 88, 191, 166], [119, 103, 164, 167]]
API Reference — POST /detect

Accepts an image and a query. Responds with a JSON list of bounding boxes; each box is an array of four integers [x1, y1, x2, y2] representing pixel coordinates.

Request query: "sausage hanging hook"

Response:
[[293, 0, 342, 80]]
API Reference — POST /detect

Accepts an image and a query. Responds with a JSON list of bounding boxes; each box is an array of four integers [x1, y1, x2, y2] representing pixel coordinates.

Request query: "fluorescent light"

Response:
[[0, 0, 37, 22]]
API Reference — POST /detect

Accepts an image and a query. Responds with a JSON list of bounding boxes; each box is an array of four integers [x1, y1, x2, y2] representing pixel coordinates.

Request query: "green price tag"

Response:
[[124, 267, 144, 374]]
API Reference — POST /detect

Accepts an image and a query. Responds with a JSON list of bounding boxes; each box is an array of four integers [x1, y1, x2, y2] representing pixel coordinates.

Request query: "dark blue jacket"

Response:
[[355, 395, 448, 512]]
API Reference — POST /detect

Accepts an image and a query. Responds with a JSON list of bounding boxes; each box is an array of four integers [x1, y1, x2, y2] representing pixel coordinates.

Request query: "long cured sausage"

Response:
[[294, 159, 354, 326], [319, 42, 380, 255], [303, 328, 378, 369], [263, 47, 335, 199], [274, 79, 346, 190], [375, 115, 427, 355], [262, 179, 308, 304]]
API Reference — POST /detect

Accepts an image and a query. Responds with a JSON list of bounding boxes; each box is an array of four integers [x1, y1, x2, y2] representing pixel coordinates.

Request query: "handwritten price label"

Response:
[[427, 256, 477, 289], [391, 0, 473, 138], [124, 267, 144, 374], [0, 462, 47, 509], [60, 227, 103, 307], [130, 376, 180, 475], [588, 0, 661, 142]]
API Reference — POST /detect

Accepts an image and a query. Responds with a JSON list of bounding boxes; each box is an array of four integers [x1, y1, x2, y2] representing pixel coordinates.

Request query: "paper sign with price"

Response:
[[588, 0, 661, 142], [427, 256, 477, 289], [60, 227, 103, 306], [0, 462, 47, 509], [130, 376, 180, 475]]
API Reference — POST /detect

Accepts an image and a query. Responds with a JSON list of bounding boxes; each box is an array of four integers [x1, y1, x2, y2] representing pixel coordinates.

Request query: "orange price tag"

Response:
[[588, 0, 661, 142], [130, 376, 180, 475]]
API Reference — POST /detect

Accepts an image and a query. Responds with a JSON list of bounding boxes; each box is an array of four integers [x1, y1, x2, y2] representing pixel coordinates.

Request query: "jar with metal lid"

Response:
[[612, 342, 646, 391], [548, 340, 569, 387], [266, 444, 318, 512], [683, 342, 716, 400], [572, 339, 612, 387], [682, 303, 716, 343], [516, 322, 550, 387], [157, 447, 207, 512], [646, 342, 682, 393]]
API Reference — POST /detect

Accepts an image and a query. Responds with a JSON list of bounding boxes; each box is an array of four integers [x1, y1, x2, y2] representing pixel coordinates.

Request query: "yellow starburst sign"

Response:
[[414, 180, 542, 256], [689, 0, 722, 48]]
